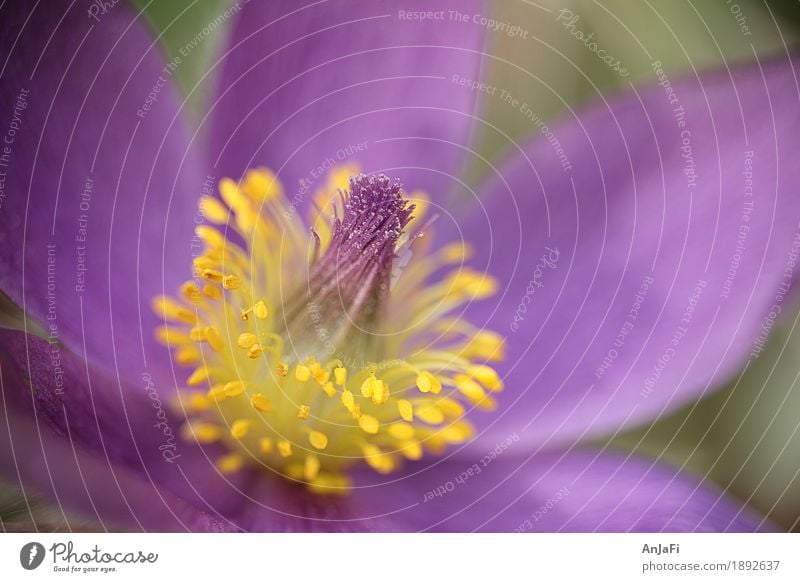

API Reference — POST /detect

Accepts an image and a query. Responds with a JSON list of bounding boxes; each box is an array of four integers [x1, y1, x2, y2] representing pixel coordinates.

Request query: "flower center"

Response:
[[153, 167, 504, 494]]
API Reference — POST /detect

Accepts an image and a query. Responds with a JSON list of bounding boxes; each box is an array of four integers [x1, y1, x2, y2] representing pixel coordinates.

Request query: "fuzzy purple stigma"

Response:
[[284, 174, 414, 360]]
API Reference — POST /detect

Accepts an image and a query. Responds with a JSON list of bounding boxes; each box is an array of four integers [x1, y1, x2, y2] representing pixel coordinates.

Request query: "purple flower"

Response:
[[0, 0, 797, 532]]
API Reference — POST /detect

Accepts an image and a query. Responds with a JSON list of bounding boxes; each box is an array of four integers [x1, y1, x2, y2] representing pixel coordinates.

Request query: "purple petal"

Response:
[[458, 54, 800, 447], [0, 327, 327, 531], [0, 2, 202, 386], [0, 406, 233, 532], [208, 0, 487, 211], [341, 450, 772, 532]]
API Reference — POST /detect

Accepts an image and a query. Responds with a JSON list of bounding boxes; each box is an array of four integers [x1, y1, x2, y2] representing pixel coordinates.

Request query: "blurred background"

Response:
[[2, 0, 799, 531]]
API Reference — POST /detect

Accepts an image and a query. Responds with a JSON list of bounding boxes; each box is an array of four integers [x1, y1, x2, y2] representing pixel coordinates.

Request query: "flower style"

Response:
[[0, 0, 798, 532]]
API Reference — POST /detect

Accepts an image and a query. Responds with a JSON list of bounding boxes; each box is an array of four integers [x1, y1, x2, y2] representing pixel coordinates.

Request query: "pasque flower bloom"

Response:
[[1, 1, 798, 531]]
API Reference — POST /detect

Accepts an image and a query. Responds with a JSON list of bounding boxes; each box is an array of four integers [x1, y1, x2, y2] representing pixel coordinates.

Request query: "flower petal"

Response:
[[0, 406, 233, 532], [458, 54, 800, 447], [209, 0, 488, 210], [0, 327, 317, 530], [0, 2, 202, 386], [342, 450, 772, 532]]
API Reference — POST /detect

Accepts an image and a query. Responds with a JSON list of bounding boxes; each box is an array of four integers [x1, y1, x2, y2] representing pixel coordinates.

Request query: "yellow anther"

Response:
[[295, 365, 311, 382], [188, 393, 209, 411], [358, 414, 380, 435], [312, 367, 330, 385], [237, 332, 259, 349], [253, 300, 269, 319], [187, 366, 210, 387], [201, 268, 224, 283], [400, 440, 423, 460], [242, 167, 282, 201], [397, 399, 414, 422], [436, 397, 465, 418], [198, 196, 229, 224], [371, 379, 389, 404], [203, 284, 222, 300], [351, 403, 362, 419], [416, 371, 442, 394], [441, 242, 473, 263], [362, 444, 394, 474], [222, 275, 241, 290], [206, 385, 227, 402], [304, 454, 321, 481], [416, 404, 445, 425], [205, 326, 224, 351], [308, 430, 329, 450], [320, 381, 336, 397], [259, 437, 273, 455], [217, 453, 244, 474], [455, 374, 487, 402], [388, 422, 415, 440], [251, 393, 273, 412], [230, 419, 252, 439], [189, 326, 206, 342], [297, 405, 311, 420], [466, 330, 505, 361], [154, 325, 191, 346], [195, 226, 227, 252], [468, 365, 504, 391], [188, 423, 221, 444], [334, 366, 347, 386], [175, 346, 201, 365], [193, 255, 217, 272], [276, 362, 289, 377], [248, 344, 264, 359], [439, 421, 474, 444], [360, 376, 377, 398], [218, 177, 245, 208], [277, 440, 293, 458], [223, 380, 246, 397], [308, 472, 352, 495], [450, 270, 498, 299], [341, 390, 356, 413], [181, 281, 202, 303], [152, 296, 196, 325]]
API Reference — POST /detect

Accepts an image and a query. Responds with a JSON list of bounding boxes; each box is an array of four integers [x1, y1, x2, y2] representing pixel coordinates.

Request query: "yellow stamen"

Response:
[[156, 167, 505, 495], [358, 414, 380, 434], [308, 430, 329, 450], [230, 419, 252, 439], [251, 393, 273, 412]]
